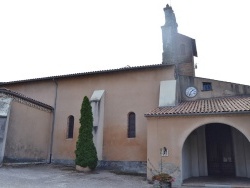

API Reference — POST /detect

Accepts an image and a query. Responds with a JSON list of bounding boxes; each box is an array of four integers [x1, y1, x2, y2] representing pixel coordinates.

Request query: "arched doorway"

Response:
[[182, 123, 250, 181]]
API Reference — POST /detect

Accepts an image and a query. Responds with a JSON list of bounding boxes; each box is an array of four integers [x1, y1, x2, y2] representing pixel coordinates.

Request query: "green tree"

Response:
[[75, 96, 98, 169]]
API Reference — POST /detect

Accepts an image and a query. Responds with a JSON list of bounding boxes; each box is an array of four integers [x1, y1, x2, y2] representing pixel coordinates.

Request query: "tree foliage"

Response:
[[75, 96, 98, 169]]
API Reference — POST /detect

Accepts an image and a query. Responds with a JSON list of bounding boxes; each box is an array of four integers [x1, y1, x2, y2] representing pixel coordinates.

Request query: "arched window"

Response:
[[67, 115, 74, 139], [128, 112, 136, 138]]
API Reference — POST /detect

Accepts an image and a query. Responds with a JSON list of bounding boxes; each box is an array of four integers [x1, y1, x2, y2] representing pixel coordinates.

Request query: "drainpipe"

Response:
[[49, 78, 58, 163]]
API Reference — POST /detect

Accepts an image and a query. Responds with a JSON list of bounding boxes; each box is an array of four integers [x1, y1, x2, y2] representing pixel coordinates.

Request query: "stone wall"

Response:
[[98, 160, 147, 174]]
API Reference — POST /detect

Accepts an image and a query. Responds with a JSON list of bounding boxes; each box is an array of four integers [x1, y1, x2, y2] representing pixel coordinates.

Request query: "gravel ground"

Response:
[[0, 164, 152, 188]]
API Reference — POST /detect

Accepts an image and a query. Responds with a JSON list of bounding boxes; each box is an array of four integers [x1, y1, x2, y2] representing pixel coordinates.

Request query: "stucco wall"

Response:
[[3, 80, 56, 106], [51, 67, 175, 163], [146, 114, 250, 186], [4, 101, 52, 162], [2, 66, 175, 164], [180, 76, 250, 101], [175, 34, 195, 77], [232, 128, 250, 178]]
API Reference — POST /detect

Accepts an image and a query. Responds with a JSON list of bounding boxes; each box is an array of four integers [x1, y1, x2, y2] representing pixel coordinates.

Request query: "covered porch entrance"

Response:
[[182, 123, 250, 183]]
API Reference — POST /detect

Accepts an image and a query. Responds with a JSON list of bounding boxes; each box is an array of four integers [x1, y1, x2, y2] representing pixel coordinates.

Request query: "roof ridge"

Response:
[[0, 64, 170, 85]]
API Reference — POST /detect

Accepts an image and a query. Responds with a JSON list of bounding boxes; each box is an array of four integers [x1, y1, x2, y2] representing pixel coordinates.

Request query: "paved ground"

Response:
[[0, 164, 152, 188], [183, 176, 250, 188], [1, 164, 250, 188]]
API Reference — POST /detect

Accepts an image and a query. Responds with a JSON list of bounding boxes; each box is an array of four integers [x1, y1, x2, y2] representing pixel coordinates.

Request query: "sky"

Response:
[[1, 0, 250, 84]]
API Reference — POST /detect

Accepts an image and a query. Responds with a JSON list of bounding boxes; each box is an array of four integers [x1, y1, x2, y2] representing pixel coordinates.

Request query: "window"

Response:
[[67, 115, 74, 139], [128, 112, 136, 138], [202, 82, 212, 91]]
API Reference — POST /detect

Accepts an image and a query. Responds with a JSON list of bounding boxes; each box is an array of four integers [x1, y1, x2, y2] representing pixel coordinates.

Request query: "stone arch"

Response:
[[182, 122, 250, 182]]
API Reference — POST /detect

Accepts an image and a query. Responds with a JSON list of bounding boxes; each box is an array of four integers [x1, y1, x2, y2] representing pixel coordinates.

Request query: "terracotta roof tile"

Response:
[[145, 96, 250, 116]]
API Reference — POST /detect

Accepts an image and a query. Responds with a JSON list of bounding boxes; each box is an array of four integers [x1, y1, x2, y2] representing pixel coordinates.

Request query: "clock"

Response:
[[185, 86, 197, 98]]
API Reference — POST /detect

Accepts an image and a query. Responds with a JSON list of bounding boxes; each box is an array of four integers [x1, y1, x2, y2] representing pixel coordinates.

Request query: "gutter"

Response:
[[49, 78, 58, 163]]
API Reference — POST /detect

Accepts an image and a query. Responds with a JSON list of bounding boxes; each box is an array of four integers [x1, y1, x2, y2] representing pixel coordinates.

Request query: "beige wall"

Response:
[[2, 66, 175, 163], [146, 114, 250, 185], [52, 67, 175, 162], [5, 101, 52, 162], [4, 80, 56, 106]]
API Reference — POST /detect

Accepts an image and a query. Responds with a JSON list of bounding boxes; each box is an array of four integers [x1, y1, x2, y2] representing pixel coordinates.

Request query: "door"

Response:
[[206, 124, 235, 176]]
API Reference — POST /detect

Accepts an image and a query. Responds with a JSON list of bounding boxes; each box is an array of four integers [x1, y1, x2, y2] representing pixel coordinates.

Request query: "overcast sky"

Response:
[[1, 0, 250, 84]]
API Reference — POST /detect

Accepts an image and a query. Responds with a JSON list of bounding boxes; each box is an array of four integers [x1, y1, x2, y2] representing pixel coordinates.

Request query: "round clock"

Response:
[[185, 86, 197, 98]]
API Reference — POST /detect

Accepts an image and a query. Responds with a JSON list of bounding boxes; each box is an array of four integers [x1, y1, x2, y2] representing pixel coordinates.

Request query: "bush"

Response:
[[75, 96, 98, 169]]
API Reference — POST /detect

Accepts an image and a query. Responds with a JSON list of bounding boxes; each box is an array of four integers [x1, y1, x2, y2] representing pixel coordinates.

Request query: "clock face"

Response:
[[185, 86, 197, 98]]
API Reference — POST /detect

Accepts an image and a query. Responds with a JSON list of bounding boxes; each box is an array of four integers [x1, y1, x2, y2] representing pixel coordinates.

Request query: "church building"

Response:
[[1, 5, 250, 187]]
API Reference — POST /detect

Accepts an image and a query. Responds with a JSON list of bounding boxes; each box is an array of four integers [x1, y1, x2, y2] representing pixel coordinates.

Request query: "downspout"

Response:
[[49, 78, 58, 163]]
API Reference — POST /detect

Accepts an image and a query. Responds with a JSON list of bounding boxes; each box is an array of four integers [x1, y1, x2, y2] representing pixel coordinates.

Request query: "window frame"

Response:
[[67, 115, 74, 139], [127, 112, 136, 138], [202, 82, 212, 91]]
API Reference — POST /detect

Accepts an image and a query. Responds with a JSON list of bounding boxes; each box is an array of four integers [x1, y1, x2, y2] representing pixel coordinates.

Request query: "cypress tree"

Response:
[[75, 96, 98, 169]]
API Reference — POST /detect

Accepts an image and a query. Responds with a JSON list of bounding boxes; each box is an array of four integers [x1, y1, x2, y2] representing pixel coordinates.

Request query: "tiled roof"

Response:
[[0, 88, 53, 111], [145, 96, 250, 117], [0, 64, 170, 85]]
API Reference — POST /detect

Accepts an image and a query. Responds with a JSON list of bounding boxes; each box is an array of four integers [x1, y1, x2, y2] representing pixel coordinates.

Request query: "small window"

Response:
[[128, 112, 136, 138], [67, 115, 74, 139], [202, 82, 212, 91]]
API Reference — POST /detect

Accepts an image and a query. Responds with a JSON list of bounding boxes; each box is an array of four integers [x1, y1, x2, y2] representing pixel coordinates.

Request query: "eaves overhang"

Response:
[[0, 64, 171, 85], [145, 96, 250, 117], [145, 111, 250, 117]]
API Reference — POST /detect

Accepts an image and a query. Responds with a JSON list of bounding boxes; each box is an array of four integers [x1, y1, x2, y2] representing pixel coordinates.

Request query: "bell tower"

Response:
[[161, 4, 197, 76], [161, 4, 178, 64]]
